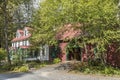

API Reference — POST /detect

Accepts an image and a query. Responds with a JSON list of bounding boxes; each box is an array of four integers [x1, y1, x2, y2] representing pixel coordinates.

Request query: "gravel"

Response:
[[0, 64, 120, 80]]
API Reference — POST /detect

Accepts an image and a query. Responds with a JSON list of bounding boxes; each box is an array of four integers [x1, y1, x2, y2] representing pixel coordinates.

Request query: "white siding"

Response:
[[39, 44, 49, 61], [24, 29, 29, 36], [26, 40, 29, 46], [16, 32, 21, 38], [14, 42, 16, 47], [20, 41, 23, 46], [23, 41, 25, 46], [12, 43, 13, 47], [26, 30, 29, 36], [16, 42, 19, 47]]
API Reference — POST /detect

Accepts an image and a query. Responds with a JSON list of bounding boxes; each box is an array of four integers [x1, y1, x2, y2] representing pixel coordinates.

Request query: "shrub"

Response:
[[13, 66, 20, 71], [28, 62, 38, 68], [13, 65, 29, 72], [41, 63, 46, 67], [84, 68, 90, 74], [1, 64, 11, 70], [68, 61, 120, 76], [71, 62, 88, 72], [27, 61, 46, 69], [88, 58, 102, 66], [18, 65, 29, 72], [53, 58, 61, 64], [0, 48, 6, 62]]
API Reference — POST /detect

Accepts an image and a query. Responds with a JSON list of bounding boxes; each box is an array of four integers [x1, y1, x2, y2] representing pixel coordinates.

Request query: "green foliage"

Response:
[[0, 48, 6, 62], [12, 53, 24, 65], [32, 0, 120, 67], [100, 66, 120, 75], [53, 58, 61, 64], [27, 61, 40, 68], [18, 65, 29, 72], [1, 64, 11, 71], [40, 62, 46, 67], [72, 62, 88, 72], [13, 65, 29, 72], [71, 62, 120, 75], [27, 61, 46, 69], [32, 0, 118, 51], [88, 58, 102, 66], [0, 61, 47, 73]]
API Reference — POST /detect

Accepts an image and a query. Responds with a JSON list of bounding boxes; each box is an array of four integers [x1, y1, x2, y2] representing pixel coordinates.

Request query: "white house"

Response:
[[10, 27, 50, 61], [11, 27, 32, 49]]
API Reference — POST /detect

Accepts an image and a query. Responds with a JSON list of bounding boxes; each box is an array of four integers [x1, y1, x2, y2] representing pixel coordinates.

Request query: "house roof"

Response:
[[11, 27, 32, 42], [24, 27, 33, 30], [10, 45, 31, 50], [56, 23, 82, 40], [20, 46, 29, 49], [11, 34, 31, 42], [17, 29, 24, 35], [17, 30, 23, 33]]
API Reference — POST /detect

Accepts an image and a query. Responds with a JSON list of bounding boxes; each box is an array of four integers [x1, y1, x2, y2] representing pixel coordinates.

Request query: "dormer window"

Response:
[[16, 32, 20, 38], [24, 29, 29, 36]]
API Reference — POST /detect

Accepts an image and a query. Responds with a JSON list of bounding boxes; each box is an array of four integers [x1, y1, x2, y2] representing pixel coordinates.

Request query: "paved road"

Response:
[[0, 64, 120, 80]]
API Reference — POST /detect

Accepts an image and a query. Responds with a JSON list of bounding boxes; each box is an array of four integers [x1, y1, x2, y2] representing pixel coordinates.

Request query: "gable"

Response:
[[56, 23, 82, 40]]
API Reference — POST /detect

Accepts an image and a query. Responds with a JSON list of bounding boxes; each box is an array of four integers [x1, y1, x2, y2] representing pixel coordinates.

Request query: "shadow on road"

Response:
[[0, 71, 33, 80]]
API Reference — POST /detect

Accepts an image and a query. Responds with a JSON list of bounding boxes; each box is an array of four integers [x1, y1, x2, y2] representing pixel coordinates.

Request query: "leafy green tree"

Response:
[[0, 0, 32, 64], [32, 0, 119, 64]]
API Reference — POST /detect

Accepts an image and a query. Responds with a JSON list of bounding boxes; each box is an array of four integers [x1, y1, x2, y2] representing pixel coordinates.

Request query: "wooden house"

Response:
[[10, 27, 49, 61]]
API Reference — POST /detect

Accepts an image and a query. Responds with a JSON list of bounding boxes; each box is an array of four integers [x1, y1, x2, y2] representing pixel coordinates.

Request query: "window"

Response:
[[16, 42, 19, 47], [26, 40, 29, 46], [16, 32, 21, 38], [16, 32, 18, 38], [42, 49, 45, 56], [20, 41, 23, 46], [24, 41, 26, 46], [12, 43, 13, 47], [24, 29, 29, 36]]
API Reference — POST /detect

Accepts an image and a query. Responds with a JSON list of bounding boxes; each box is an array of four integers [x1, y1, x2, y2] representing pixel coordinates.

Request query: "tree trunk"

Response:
[[3, 0, 11, 65]]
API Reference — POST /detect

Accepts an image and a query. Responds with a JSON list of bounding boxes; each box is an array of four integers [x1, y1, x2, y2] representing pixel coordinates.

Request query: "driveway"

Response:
[[0, 64, 120, 80]]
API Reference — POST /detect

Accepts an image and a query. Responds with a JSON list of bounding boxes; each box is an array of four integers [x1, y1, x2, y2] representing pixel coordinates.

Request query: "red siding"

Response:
[[81, 44, 95, 62], [59, 42, 68, 62], [107, 43, 120, 67]]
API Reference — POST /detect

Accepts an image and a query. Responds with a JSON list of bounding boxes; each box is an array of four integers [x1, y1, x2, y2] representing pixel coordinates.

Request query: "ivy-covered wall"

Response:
[[107, 43, 120, 67]]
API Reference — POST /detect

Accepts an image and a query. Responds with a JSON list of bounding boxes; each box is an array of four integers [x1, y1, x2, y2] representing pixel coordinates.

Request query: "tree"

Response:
[[0, 0, 32, 64], [32, 0, 118, 43], [32, 0, 119, 64], [13, 0, 35, 28], [3, 0, 11, 64]]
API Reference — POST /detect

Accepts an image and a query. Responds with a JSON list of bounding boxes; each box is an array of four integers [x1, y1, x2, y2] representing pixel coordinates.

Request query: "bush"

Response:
[[19, 65, 29, 72], [41, 63, 46, 67], [84, 68, 90, 74], [1, 64, 11, 71], [88, 58, 102, 66], [13, 65, 29, 72], [100, 66, 120, 75], [71, 62, 88, 72], [68, 61, 120, 76], [0, 48, 6, 62], [27, 61, 46, 69], [53, 58, 61, 64], [28, 62, 37, 68]]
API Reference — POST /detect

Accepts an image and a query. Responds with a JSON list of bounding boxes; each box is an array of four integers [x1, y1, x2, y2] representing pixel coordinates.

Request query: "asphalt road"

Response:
[[0, 64, 120, 80]]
